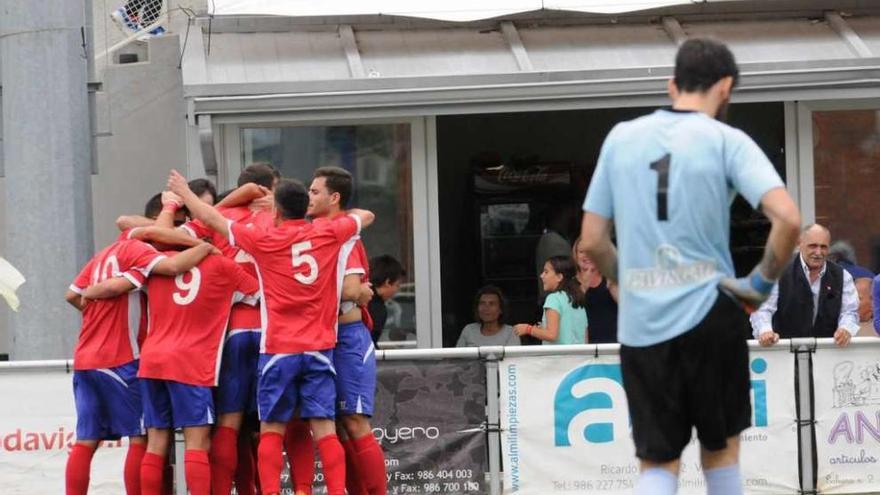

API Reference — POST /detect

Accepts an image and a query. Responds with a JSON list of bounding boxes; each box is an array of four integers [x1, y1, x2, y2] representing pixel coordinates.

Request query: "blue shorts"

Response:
[[73, 360, 144, 441], [216, 329, 261, 415], [141, 379, 215, 429], [334, 322, 377, 416], [257, 351, 336, 423]]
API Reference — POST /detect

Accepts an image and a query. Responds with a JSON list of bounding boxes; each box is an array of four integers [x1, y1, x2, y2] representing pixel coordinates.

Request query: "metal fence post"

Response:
[[485, 354, 503, 495], [793, 340, 817, 495]]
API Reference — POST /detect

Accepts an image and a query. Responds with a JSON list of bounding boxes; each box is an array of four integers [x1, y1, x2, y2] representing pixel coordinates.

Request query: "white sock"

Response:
[[635, 467, 678, 495]]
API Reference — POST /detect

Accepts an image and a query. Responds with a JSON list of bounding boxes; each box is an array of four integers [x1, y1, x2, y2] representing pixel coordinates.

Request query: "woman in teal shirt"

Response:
[[515, 256, 588, 344]]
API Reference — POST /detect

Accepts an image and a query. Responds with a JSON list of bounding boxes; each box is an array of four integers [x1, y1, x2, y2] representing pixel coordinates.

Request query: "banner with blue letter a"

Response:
[[499, 350, 797, 494]]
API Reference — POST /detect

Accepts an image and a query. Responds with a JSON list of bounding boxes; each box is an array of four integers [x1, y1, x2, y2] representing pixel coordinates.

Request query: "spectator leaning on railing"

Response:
[[750, 224, 860, 347]]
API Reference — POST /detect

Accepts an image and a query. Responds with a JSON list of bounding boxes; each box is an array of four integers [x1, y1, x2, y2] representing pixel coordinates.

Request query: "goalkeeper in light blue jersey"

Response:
[[580, 38, 801, 495]]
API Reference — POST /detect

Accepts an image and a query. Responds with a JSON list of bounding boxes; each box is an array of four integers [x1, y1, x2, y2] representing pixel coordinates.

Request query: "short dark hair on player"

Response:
[[144, 193, 163, 219], [369, 255, 405, 288], [674, 38, 739, 93], [472, 285, 507, 325], [188, 178, 217, 203], [274, 179, 309, 220], [313, 166, 353, 208], [237, 162, 278, 189]]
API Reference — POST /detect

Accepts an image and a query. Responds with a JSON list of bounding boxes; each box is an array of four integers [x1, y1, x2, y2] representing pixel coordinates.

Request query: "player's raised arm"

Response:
[[116, 214, 154, 232], [152, 191, 184, 229], [151, 243, 218, 277], [215, 183, 270, 208], [129, 226, 204, 249], [167, 170, 231, 239], [346, 208, 375, 229]]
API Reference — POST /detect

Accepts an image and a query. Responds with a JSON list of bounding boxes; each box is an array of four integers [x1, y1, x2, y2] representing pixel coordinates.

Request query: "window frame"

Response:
[[794, 98, 880, 226], [218, 116, 442, 349]]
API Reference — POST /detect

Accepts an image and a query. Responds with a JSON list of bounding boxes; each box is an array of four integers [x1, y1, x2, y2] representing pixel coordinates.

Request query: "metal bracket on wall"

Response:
[[661, 17, 687, 46], [826, 11, 873, 58], [339, 25, 366, 79], [501, 21, 533, 72], [198, 114, 218, 176]]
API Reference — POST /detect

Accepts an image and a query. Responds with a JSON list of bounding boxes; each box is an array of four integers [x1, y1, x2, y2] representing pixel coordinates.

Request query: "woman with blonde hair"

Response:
[[573, 237, 619, 343]]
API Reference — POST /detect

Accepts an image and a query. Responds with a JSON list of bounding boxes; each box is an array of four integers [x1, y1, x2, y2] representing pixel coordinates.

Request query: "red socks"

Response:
[[140, 452, 165, 495], [210, 426, 239, 495], [65, 443, 95, 495], [342, 440, 368, 495], [234, 434, 258, 495], [316, 435, 346, 495], [125, 443, 147, 495], [185, 449, 211, 495], [352, 433, 388, 495], [285, 419, 315, 494], [258, 432, 285, 495]]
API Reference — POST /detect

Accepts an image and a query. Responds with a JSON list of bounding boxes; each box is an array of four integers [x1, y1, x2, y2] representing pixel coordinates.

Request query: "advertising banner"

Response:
[[0, 368, 127, 494], [500, 350, 798, 494], [282, 359, 488, 494], [814, 347, 880, 493]]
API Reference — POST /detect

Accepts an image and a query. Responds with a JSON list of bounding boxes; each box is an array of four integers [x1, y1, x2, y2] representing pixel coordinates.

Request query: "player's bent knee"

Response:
[[700, 438, 740, 470], [183, 425, 212, 450], [340, 414, 372, 439], [308, 418, 337, 439], [217, 412, 244, 429], [260, 421, 287, 435]]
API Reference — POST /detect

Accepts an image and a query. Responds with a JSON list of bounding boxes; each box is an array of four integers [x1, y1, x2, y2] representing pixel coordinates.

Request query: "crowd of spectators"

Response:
[[456, 221, 878, 347]]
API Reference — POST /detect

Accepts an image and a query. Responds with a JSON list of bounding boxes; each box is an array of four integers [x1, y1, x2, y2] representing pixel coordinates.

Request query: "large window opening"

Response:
[[240, 124, 416, 344], [437, 103, 786, 347]]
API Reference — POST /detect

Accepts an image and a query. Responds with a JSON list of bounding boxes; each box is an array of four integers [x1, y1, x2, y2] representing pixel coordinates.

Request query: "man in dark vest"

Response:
[[750, 224, 859, 347]]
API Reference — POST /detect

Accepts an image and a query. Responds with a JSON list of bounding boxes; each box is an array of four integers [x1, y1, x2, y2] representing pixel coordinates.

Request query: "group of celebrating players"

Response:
[[63, 163, 388, 495]]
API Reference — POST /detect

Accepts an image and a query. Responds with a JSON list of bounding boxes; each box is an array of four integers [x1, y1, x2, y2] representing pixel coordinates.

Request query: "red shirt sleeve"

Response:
[[332, 215, 360, 244], [70, 258, 97, 293], [120, 240, 167, 278], [119, 268, 148, 290], [229, 220, 266, 255], [344, 245, 367, 277], [232, 262, 260, 302], [180, 219, 212, 240]]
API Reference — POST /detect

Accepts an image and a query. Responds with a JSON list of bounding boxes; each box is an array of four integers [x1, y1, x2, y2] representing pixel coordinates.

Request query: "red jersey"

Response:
[[138, 254, 259, 386], [313, 216, 375, 330], [229, 214, 361, 353], [69, 239, 167, 370], [181, 208, 274, 330]]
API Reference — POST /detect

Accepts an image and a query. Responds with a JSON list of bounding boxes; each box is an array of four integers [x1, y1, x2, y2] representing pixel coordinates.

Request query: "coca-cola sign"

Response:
[[474, 162, 570, 194]]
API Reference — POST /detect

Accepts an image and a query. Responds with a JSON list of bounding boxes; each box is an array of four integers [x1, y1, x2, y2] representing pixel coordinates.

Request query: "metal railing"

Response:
[[3, 337, 879, 494]]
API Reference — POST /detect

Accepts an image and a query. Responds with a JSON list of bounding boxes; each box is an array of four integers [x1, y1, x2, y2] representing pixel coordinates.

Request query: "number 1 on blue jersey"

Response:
[[650, 153, 671, 221]]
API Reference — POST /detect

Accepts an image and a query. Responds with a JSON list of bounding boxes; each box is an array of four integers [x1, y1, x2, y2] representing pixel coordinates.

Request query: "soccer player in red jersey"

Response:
[[173, 164, 278, 495], [306, 166, 387, 495], [168, 170, 375, 495], [64, 237, 216, 495], [136, 252, 259, 495]]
